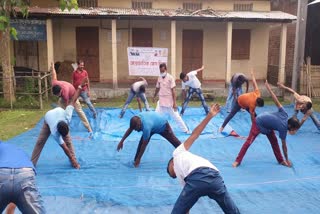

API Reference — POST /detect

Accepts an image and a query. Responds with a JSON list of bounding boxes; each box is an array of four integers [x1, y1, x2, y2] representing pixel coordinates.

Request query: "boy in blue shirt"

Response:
[[232, 80, 300, 168], [117, 111, 181, 167]]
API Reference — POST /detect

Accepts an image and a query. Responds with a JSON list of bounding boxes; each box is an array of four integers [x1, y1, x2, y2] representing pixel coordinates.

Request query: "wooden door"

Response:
[[76, 27, 100, 81], [182, 30, 203, 80], [132, 28, 152, 47]]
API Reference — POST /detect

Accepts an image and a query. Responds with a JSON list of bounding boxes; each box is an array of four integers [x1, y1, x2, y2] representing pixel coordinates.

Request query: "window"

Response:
[[232, 29, 251, 60], [78, 0, 97, 7], [183, 3, 202, 11], [132, 28, 152, 47], [234, 3, 253, 11], [132, 1, 152, 9]]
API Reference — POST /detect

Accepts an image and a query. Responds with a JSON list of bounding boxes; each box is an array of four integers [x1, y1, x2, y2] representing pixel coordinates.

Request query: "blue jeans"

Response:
[[120, 88, 150, 117], [181, 87, 209, 115], [172, 167, 240, 214], [0, 168, 45, 214], [80, 91, 97, 116], [225, 84, 243, 112]]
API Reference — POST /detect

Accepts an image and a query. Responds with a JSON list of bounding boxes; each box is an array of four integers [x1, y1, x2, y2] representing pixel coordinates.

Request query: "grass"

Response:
[[0, 96, 319, 141]]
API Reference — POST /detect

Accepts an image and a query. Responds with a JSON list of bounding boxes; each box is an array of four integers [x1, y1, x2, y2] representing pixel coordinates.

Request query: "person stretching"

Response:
[[220, 70, 264, 132], [167, 104, 240, 214], [232, 80, 300, 168], [179, 65, 209, 116]]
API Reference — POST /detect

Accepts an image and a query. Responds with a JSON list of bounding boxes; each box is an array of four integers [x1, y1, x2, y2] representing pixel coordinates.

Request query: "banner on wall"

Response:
[[127, 47, 168, 76]]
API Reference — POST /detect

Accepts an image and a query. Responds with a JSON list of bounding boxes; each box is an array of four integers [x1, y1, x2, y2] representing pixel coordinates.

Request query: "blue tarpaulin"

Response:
[[5, 105, 320, 213]]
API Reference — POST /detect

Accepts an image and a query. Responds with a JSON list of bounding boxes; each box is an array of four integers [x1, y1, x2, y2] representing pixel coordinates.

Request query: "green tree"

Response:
[[0, 0, 78, 102]]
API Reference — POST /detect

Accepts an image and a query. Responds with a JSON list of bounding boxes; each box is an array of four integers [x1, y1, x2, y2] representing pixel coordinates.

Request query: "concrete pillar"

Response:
[[171, 20, 176, 78], [278, 23, 287, 83], [112, 19, 118, 88], [226, 22, 233, 85], [46, 19, 54, 70]]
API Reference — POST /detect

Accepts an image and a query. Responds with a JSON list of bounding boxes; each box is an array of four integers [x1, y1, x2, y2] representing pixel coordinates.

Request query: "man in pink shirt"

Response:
[[153, 63, 190, 133], [72, 60, 97, 119], [51, 63, 93, 134]]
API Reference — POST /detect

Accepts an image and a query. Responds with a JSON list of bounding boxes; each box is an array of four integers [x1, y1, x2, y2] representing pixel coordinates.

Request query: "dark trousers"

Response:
[[172, 167, 240, 214], [235, 119, 284, 164], [134, 123, 181, 161], [222, 100, 252, 128]]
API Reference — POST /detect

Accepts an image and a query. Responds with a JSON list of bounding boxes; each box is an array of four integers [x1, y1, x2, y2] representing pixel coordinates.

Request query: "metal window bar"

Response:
[[183, 3, 202, 11], [132, 1, 152, 9], [234, 3, 253, 11], [78, 0, 97, 8]]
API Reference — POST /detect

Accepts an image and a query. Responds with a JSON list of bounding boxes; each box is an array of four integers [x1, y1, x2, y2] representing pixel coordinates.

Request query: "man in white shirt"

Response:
[[119, 77, 150, 118], [167, 104, 240, 214], [180, 65, 209, 116]]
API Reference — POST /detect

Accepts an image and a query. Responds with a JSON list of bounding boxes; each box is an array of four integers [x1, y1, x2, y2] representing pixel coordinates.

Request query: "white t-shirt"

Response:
[[45, 105, 74, 145], [132, 80, 148, 93], [181, 70, 201, 90], [173, 144, 219, 186]]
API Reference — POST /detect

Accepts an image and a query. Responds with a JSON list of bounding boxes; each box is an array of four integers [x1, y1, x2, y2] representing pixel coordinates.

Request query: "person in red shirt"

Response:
[[72, 60, 97, 119], [220, 70, 264, 132], [51, 62, 93, 135]]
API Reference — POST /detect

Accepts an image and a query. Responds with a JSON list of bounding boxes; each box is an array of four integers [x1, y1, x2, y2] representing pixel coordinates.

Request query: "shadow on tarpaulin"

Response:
[[5, 105, 320, 214]]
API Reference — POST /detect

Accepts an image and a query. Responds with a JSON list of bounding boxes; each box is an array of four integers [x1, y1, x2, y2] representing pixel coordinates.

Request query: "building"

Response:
[[11, 0, 296, 91]]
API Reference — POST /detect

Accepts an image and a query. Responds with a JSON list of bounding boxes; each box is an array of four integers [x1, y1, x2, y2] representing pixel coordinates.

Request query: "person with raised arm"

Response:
[[179, 65, 209, 116], [277, 82, 319, 130], [167, 104, 240, 214], [51, 62, 93, 134], [220, 70, 264, 132], [225, 73, 249, 113], [232, 80, 300, 168], [31, 80, 86, 169]]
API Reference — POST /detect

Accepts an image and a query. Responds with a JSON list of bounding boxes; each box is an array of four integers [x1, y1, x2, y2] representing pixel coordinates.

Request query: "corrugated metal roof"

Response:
[[26, 7, 296, 22]]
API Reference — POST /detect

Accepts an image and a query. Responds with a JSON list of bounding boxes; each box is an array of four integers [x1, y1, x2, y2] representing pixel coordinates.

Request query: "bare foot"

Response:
[[280, 160, 292, 167], [232, 161, 240, 168], [219, 127, 224, 132]]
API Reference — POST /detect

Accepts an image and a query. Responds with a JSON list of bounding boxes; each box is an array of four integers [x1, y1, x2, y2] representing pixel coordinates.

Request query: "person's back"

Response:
[[132, 80, 147, 93], [231, 73, 247, 88], [45, 106, 73, 133], [139, 111, 167, 134], [0, 142, 45, 213], [256, 108, 288, 140], [52, 79, 76, 102], [173, 144, 218, 185], [182, 71, 201, 89], [0, 143, 34, 170], [237, 89, 260, 112]]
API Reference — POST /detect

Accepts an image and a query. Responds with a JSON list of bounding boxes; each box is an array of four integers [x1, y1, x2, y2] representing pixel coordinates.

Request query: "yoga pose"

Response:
[[31, 84, 84, 169], [167, 104, 240, 214], [278, 82, 319, 130], [117, 111, 181, 167], [232, 80, 300, 168], [220, 70, 264, 132], [179, 65, 209, 116], [119, 77, 150, 118], [52, 62, 93, 134], [225, 73, 249, 112], [0, 142, 45, 214]]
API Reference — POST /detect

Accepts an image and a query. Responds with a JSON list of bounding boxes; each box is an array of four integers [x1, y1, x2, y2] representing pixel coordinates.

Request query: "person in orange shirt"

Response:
[[219, 70, 264, 132]]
